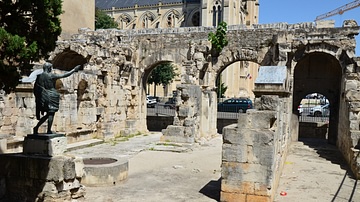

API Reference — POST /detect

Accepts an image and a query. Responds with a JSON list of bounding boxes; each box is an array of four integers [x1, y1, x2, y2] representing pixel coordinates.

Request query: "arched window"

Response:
[[141, 12, 155, 29], [167, 13, 175, 28], [119, 15, 130, 29], [142, 16, 148, 28], [191, 11, 200, 26], [212, 1, 222, 26], [212, 6, 217, 26], [217, 5, 222, 25]]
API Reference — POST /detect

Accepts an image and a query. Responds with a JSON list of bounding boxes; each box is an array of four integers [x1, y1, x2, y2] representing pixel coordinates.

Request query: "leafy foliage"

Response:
[[147, 63, 178, 96], [208, 21, 228, 53], [216, 77, 227, 98], [95, 8, 118, 29], [0, 0, 63, 93]]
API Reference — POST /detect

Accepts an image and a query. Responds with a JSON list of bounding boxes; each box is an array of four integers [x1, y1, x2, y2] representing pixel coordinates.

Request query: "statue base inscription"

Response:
[[23, 134, 67, 156]]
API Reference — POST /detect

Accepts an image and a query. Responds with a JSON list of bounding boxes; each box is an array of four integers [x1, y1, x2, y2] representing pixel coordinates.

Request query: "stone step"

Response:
[[66, 138, 104, 152]]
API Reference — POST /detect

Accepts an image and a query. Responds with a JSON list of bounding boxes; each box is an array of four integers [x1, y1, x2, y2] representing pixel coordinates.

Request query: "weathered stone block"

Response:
[[349, 102, 360, 112], [350, 120, 359, 130], [74, 156, 84, 178], [350, 131, 360, 147], [246, 195, 271, 202], [63, 158, 76, 180], [346, 90, 360, 101], [0, 137, 7, 154], [237, 110, 276, 129], [220, 191, 246, 202], [223, 127, 275, 147], [162, 125, 184, 137], [23, 134, 67, 156], [222, 162, 270, 184], [222, 143, 247, 163], [254, 95, 279, 111]]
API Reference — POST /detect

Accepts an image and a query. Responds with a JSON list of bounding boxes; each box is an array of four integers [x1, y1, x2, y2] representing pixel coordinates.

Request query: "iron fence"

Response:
[[147, 103, 242, 119], [298, 107, 329, 123]]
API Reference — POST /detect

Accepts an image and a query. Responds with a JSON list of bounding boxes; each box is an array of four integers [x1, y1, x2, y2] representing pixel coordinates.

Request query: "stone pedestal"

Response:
[[23, 134, 66, 156]]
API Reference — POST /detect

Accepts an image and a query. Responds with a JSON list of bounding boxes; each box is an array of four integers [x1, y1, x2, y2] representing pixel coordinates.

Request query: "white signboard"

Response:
[[255, 66, 287, 84]]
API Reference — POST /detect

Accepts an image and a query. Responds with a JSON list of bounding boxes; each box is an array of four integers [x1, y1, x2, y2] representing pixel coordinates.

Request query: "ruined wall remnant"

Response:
[[0, 154, 85, 201]]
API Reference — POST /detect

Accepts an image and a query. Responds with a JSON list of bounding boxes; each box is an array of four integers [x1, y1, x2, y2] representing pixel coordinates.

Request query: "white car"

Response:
[[146, 95, 157, 108], [298, 104, 303, 115], [310, 104, 330, 117]]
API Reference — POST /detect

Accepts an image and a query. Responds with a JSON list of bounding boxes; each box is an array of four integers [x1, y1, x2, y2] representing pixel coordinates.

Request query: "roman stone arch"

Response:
[[51, 49, 88, 71], [212, 48, 262, 74], [293, 51, 342, 144]]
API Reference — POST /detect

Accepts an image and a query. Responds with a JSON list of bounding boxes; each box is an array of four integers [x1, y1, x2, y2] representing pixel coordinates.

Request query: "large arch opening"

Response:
[[215, 60, 259, 133], [293, 52, 342, 145], [52, 49, 88, 70], [142, 61, 181, 132]]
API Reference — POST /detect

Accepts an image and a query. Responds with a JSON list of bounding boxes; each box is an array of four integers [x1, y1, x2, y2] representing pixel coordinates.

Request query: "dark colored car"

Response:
[[164, 98, 176, 109], [217, 98, 253, 113]]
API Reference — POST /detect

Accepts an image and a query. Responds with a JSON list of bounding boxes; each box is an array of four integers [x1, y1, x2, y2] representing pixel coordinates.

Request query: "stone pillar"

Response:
[[161, 84, 202, 143], [221, 110, 277, 202]]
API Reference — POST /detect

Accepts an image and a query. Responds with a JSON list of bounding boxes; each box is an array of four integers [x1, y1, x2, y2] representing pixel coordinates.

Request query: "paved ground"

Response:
[[67, 132, 360, 202]]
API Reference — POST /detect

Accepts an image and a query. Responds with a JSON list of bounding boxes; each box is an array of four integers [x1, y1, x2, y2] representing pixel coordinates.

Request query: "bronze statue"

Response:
[[33, 62, 80, 134]]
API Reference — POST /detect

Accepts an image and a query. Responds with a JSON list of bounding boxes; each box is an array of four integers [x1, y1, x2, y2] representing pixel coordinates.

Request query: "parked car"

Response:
[[217, 98, 253, 113], [298, 104, 303, 115], [164, 98, 176, 109], [146, 95, 157, 108], [309, 103, 330, 117]]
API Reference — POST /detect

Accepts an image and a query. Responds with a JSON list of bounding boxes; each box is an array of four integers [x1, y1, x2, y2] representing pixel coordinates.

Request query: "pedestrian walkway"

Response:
[[275, 138, 359, 202], [67, 133, 360, 202]]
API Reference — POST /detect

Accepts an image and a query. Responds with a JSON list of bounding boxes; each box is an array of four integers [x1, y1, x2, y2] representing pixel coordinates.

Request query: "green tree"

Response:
[[208, 21, 228, 53], [216, 76, 227, 98], [147, 63, 178, 96], [0, 0, 63, 93], [95, 8, 118, 29]]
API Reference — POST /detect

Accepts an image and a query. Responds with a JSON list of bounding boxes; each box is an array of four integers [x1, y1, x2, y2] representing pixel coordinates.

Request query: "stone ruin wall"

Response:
[[0, 22, 360, 180], [221, 95, 292, 202]]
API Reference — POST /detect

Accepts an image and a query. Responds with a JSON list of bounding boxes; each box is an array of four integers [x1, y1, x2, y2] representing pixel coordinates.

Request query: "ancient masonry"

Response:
[[0, 20, 359, 201]]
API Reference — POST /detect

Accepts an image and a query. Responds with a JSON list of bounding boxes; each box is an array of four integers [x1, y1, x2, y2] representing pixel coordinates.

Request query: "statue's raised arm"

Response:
[[51, 65, 81, 80], [33, 62, 81, 135]]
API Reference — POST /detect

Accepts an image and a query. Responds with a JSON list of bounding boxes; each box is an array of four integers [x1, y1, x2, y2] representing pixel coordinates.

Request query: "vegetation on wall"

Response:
[[0, 0, 63, 94], [208, 21, 228, 54], [95, 8, 118, 29], [216, 77, 227, 98], [147, 63, 178, 96]]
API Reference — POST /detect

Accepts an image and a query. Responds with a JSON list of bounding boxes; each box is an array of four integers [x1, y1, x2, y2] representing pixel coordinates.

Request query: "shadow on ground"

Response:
[[199, 177, 221, 201], [299, 137, 359, 201]]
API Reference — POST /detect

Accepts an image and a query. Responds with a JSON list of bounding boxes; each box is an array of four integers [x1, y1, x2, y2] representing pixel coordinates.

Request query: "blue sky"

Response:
[[259, 0, 360, 56]]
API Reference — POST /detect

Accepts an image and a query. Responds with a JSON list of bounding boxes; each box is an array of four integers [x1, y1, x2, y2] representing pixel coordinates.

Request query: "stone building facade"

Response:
[[60, 0, 95, 40], [96, 0, 259, 98]]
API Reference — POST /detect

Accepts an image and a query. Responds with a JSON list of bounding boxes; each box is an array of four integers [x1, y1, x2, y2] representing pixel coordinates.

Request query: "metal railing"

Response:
[[147, 103, 176, 116], [147, 103, 243, 119], [298, 107, 329, 123]]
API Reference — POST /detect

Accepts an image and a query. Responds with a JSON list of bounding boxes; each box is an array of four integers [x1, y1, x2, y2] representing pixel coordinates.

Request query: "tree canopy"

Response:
[[95, 8, 118, 29], [0, 0, 63, 93], [147, 63, 178, 96]]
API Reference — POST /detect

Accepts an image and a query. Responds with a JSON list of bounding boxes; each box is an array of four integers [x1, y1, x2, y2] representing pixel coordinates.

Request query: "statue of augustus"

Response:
[[33, 62, 80, 134]]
